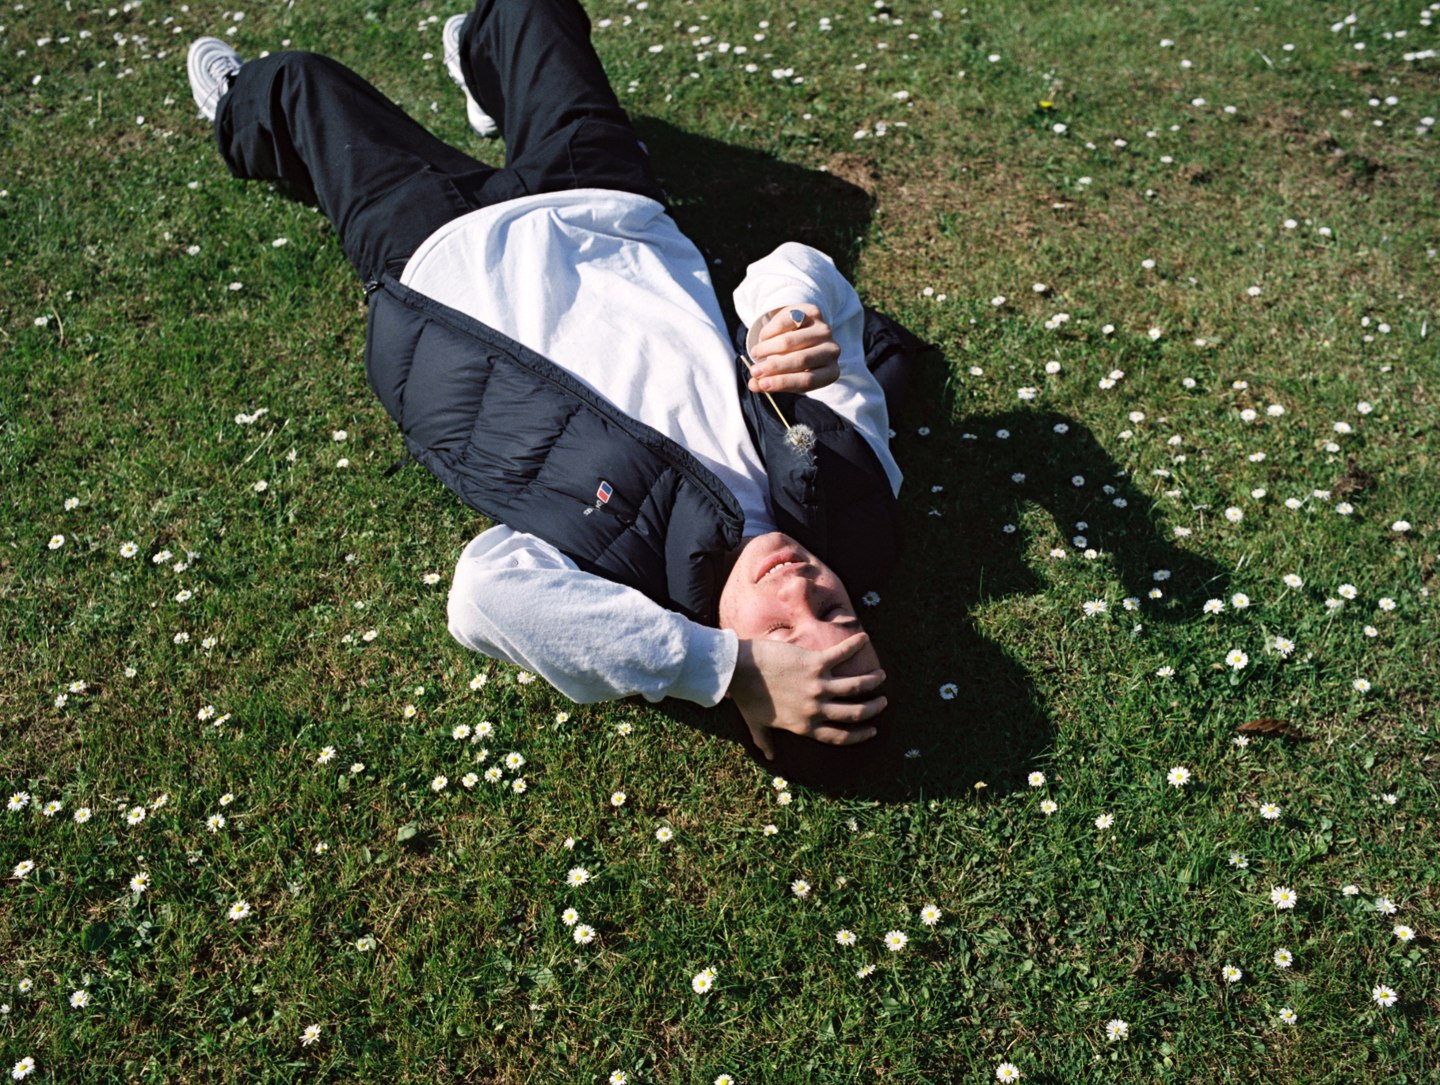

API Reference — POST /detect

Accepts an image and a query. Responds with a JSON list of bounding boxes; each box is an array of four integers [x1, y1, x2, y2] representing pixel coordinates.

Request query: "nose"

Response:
[[775, 566, 821, 610]]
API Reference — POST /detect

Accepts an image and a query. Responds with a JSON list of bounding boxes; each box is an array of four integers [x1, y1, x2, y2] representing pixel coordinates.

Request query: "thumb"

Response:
[[746, 717, 776, 761]]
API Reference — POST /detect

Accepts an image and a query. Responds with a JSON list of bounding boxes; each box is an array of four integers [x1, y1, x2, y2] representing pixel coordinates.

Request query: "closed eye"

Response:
[[765, 610, 856, 639]]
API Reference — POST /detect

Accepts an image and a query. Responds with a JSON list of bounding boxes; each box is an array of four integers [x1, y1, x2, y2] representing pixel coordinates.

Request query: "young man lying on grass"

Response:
[[187, 0, 926, 761]]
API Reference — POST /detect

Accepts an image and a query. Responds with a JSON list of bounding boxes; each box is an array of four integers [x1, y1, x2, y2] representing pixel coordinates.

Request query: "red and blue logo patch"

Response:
[[585, 480, 615, 516]]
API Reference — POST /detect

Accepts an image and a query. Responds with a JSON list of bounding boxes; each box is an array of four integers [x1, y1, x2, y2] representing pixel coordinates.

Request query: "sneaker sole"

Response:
[[442, 15, 499, 137], [187, 36, 237, 121]]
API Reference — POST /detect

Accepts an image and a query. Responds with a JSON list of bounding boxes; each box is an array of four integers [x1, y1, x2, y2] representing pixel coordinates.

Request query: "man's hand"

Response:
[[727, 633, 887, 761], [746, 303, 841, 395]]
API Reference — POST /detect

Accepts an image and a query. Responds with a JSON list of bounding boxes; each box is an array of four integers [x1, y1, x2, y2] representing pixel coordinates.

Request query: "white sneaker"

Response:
[[187, 36, 243, 122], [442, 14, 499, 137]]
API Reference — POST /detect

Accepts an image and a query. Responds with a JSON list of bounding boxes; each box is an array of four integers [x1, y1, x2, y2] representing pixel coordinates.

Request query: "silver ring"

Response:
[[788, 308, 805, 328]]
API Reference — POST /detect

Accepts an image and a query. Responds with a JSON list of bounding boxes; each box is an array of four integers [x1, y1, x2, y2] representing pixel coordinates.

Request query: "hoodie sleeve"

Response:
[[733, 242, 902, 496], [447, 525, 738, 707]]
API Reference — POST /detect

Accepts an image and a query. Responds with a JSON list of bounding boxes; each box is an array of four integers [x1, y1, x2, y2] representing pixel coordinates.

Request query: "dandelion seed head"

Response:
[[784, 424, 816, 455]]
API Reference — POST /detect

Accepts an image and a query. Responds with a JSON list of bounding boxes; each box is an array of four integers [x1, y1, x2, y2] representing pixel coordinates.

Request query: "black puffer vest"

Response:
[[364, 273, 923, 625]]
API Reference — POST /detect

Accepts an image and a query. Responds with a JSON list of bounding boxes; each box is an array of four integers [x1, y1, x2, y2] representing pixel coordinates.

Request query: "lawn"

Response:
[[1, 1, 1436, 1082]]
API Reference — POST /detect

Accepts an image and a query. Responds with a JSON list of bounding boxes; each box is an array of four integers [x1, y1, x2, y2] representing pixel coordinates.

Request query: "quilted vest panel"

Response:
[[365, 273, 744, 625], [364, 275, 921, 623]]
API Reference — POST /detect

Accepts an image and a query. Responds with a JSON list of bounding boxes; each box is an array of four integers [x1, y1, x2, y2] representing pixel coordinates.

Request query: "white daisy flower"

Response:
[[690, 967, 716, 994]]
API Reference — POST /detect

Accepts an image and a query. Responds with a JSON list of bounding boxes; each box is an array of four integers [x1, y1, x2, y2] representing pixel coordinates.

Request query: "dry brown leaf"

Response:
[[1237, 718, 1310, 740]]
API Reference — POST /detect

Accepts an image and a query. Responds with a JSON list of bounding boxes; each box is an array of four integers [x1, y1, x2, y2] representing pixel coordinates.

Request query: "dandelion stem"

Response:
[[738, 353, 795, 433]]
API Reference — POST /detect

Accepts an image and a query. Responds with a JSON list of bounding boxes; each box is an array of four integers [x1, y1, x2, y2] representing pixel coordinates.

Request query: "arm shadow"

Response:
[[637, 122, 1228, 801], [633, 117, 877, 301]]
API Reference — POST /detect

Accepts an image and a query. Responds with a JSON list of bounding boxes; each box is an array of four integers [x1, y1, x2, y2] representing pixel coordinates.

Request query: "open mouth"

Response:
[[756, 553, 807, 583]]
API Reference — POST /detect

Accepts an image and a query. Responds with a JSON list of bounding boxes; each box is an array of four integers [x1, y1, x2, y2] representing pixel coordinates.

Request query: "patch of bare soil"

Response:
[[823, 151, 879, 196]]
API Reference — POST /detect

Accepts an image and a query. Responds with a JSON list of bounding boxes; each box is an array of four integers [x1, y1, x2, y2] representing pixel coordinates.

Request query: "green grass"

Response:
[[2, 1, 1436, 1081]]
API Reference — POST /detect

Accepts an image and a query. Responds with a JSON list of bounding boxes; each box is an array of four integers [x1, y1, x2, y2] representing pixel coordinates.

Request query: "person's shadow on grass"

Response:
[[641, 120, 1227, 800], [672, 401, 1229, 801]]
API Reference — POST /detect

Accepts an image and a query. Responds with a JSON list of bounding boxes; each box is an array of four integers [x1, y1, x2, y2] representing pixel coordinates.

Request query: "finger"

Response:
[[816, 695, 888, 725], [753, 361, 840, 394], [750, 324, 832, 361], [758, 303, 820, 343], [819, 631, 873, 669], [751, 340, 838, 375], [827, 669, 888, 698], [809, 722, 881, 746]]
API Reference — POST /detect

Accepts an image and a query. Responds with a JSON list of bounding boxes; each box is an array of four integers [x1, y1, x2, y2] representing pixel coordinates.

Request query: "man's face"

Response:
[[717, 532, 881, 676]]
